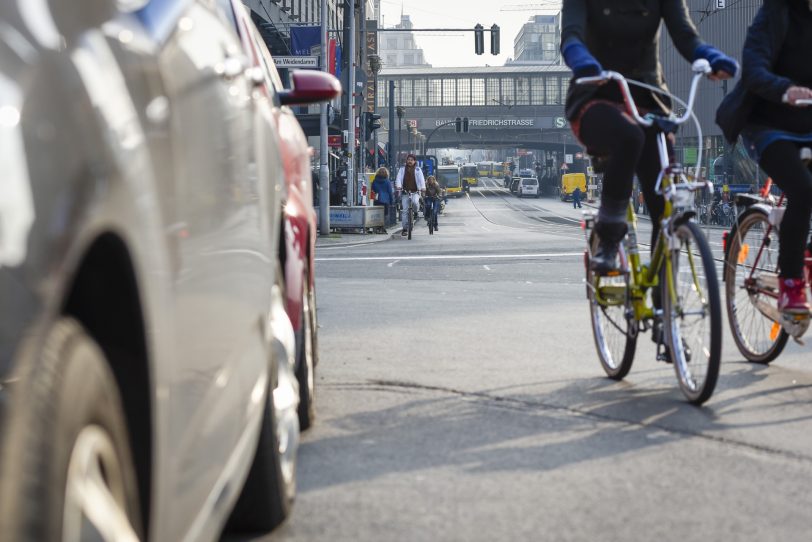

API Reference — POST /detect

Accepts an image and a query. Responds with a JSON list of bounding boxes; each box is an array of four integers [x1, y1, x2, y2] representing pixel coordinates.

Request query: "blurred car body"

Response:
[[231, 3, 340, 430], [0, 0, 339, 539]]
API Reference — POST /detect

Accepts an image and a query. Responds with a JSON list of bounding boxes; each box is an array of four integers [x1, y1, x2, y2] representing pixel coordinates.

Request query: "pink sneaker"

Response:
[[778, 277, 811, 315]]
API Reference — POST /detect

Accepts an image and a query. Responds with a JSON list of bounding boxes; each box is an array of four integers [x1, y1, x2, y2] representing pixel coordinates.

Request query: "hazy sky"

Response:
[[377, 0, 562, 68]]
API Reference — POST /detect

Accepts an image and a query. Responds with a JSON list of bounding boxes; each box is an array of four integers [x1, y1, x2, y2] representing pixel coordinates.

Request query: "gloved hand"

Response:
[[694, 44, 739, 77], [562, 40, 603, 79]]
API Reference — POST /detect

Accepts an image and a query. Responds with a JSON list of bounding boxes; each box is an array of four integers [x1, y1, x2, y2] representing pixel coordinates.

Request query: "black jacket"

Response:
[[561, 0, 703, 119], [716, 0, 791, 143]]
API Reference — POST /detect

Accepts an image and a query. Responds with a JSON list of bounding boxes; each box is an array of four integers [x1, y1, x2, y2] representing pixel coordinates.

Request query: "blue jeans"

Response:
[[425, 197, 440, 225]]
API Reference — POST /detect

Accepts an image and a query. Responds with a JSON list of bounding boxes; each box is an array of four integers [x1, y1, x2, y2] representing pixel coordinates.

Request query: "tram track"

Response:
[[467, 178, 584, 234]]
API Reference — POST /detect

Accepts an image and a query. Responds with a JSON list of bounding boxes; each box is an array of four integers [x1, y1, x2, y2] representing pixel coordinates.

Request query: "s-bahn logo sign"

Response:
[[435, 118, 535, 128]]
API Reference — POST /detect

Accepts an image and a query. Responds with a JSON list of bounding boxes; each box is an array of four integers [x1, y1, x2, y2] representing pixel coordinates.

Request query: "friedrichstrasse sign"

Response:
[[435, 118, 535, 127]]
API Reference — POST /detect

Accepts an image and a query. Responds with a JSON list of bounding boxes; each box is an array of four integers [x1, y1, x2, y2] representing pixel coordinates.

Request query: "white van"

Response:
[[518, 177, 540, 198]]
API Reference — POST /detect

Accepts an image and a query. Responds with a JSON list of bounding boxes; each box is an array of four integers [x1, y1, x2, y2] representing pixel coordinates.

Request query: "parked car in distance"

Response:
[[231, 2, 341, 431], [518, 177, 540, 198], [0, 1, 337, 540]]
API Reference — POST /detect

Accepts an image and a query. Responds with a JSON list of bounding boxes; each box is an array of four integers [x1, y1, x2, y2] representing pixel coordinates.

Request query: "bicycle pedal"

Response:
[[781, 312, 810, 344]]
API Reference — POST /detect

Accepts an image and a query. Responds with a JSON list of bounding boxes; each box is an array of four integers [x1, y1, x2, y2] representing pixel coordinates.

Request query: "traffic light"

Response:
[[455, 117, 462, 133], [364, 111, 382, 141], [490, 24, 500, 55], [462, 117, 469, 133], [474, 24, 484, 55]]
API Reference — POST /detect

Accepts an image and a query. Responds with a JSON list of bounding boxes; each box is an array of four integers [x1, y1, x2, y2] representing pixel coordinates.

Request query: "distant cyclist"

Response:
[[561, 0, 737, 273], [395, 154, 426, 237], [717, 0, 812, 317], [424, 175, 444, 232]]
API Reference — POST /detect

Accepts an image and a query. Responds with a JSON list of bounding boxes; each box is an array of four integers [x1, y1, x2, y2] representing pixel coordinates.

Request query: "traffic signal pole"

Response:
[[346, 0, 356, 206], [319, 0, 330, 235]]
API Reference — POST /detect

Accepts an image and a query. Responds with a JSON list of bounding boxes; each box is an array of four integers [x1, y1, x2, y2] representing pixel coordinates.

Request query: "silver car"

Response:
[[0, 1, 335, 540]]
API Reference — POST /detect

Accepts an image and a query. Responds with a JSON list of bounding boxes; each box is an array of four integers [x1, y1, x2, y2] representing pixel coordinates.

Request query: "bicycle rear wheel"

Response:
[[663, 221, 722, 404], [724, 207, 787, 363], [586, 232, 636, 380]]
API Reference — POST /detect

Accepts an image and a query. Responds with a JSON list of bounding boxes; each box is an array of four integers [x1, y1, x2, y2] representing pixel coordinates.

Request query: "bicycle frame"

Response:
[[582, 61, 714, 326]]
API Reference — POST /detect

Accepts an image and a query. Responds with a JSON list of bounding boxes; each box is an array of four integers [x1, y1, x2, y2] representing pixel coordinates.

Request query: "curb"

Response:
[[316, 227, 402, 248]]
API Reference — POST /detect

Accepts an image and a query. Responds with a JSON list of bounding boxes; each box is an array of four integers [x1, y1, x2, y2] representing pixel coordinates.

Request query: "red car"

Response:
[[233, 2, 339, 429]]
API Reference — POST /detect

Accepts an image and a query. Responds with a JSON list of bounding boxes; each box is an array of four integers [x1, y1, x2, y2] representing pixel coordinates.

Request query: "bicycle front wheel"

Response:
[[407, 201, 413, 240], [724, 207, 787, 363], [662, 221, 722, 404], [587, 232, 637, 380]]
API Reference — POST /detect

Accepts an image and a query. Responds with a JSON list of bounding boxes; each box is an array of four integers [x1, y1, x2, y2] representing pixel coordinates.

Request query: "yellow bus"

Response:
[[437, 165, 464, 196], [461, 164, 478, 187]]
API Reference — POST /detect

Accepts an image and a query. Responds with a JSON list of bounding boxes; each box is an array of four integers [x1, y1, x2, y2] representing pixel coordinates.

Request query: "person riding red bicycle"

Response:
[[717, 0, 812, 318], [561, 0, 738, 274]]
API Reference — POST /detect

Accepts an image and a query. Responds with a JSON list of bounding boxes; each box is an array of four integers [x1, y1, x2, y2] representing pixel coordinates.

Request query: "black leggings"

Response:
[[759, 139, 812, 278], [579, 102, 671, 246]]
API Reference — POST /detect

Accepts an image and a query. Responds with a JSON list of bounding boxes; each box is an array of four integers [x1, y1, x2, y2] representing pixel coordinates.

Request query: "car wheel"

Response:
[[228, 264, 298, 533], [0, 318, 143, 542], [296, 263, 317, 430]]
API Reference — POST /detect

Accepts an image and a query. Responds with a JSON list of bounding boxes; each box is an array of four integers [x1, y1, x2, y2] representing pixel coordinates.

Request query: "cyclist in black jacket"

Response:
[[717, 0, 812, 316], [561, 0, 738, 273]]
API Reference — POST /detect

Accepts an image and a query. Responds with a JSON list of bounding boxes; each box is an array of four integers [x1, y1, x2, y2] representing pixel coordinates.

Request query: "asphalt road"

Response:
[[259, 179, 812, 542]]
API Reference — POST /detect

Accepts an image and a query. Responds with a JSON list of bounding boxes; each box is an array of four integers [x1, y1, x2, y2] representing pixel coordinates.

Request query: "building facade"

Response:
[[242, 0, 344, 57], [659, 1, 762, 183], [511, 13, 562, 65], [377, 14, 431, 69]]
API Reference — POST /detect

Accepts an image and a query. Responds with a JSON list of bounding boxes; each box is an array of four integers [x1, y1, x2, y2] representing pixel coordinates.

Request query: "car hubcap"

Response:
[[62, 426, 138, 542]]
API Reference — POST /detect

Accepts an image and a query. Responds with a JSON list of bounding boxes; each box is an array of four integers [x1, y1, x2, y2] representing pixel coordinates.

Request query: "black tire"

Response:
[[724, 207, 788, 363], [296, 263, 317, 430], [0, 318, 143, 542], [586, 231, 637, 380], [663, 221, 722, 405], [228, 264, 297, 532]]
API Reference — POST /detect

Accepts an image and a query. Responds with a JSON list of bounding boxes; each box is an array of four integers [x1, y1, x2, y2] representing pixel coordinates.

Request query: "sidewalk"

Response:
[[315, 224, 402, 248]]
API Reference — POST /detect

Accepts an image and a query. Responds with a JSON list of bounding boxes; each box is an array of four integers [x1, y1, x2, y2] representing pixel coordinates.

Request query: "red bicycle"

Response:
[[723, 155, 812, 362]]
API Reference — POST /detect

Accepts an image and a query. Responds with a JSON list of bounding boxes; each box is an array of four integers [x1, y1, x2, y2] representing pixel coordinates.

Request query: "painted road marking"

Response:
[[316, 252, 583, 262]]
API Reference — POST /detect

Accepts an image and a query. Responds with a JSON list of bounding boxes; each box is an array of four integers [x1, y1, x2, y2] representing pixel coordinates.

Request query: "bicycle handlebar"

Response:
[[575, 59, 712, 128]]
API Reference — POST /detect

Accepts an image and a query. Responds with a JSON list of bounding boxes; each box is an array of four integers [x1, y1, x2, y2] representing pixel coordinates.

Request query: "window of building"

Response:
[[516, 77, 530, 105], [413, 79, 427, 106], [404, 54, 414, 65], [471, 78, 485, 105], [457, 78, 471, 106], [377, 82, 388, 108], [400, 79, 413, 107], [486, 78, 500, 104], [546, 76, 560, 105], [530, 76, 545, 105], [387, 38, 397, 49], [387, 54, 397, 66], [443, 78, 456, 106], [500, 78, 515, 105], [561, 77, 569, 103], [428, 79, 442, 106]]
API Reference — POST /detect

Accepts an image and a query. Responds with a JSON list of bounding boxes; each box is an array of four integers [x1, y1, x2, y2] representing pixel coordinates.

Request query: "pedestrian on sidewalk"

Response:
[[371, 167, 395, 225], [572, 186, 583, 209], [395, 154, 426, 236]]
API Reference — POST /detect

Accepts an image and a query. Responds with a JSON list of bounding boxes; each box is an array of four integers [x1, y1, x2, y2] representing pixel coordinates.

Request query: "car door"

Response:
[[144, 0, 271, 535]]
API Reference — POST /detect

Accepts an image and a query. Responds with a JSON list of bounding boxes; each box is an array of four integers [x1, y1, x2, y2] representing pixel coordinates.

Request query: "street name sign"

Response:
[[273, 56, 319, 68]]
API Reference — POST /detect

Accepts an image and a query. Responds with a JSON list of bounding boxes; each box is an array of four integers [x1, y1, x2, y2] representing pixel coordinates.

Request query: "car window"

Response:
[[521, 179, 537, 185]]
